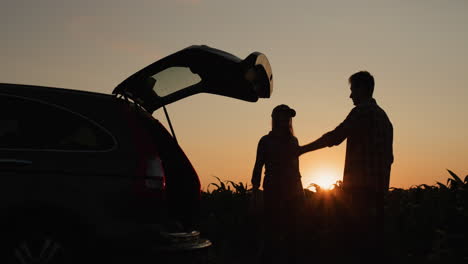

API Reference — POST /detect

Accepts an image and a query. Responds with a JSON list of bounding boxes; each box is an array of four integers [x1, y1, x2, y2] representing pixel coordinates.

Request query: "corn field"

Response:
[[198, 170, 468, 263]]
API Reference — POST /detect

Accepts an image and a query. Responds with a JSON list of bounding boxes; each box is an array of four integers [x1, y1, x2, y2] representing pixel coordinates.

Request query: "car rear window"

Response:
[[0, 95, 115, 151], [151, 66, 201, 97]]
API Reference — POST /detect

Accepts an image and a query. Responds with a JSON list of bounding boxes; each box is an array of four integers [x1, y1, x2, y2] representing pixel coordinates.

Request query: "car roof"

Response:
[[0, 83, 113, 100]]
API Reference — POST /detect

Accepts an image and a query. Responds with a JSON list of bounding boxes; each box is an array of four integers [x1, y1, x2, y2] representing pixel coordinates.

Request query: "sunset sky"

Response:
[[2, 0, 467, 190]]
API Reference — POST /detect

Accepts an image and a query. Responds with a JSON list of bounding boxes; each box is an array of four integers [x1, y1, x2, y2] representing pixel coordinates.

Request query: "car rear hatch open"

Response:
[[113, 45, 273, 113]]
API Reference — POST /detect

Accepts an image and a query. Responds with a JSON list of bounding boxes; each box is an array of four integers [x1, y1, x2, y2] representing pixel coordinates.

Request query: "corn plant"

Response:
[[199, 169, 468, 264]]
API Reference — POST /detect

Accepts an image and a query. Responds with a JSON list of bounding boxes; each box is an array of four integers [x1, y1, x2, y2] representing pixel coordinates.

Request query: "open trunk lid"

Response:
[[113, 45, 273, 113]]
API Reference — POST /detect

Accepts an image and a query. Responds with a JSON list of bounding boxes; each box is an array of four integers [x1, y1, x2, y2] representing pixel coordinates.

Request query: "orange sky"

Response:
[[1, 0, 467, 189]]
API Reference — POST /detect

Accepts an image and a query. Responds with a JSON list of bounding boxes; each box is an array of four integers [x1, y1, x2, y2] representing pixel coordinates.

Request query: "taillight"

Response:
[[144, 157, 166, 191], [135, 156, 166, 199], [121, 104, 167, 200]]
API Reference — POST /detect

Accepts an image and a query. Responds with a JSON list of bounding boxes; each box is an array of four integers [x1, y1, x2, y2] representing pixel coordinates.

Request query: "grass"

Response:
[[198, 169, 468, 263]]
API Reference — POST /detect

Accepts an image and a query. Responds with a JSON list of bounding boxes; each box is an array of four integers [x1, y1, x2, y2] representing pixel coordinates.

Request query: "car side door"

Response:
[[0, 93, 118, 211]]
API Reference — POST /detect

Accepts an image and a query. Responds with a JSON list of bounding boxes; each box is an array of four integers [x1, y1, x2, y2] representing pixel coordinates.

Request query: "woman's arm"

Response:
[[251, 137, 266, 190]]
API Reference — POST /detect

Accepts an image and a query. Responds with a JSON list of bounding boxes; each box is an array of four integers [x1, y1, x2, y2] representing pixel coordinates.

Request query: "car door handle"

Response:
[[0, 159, 33, 166]]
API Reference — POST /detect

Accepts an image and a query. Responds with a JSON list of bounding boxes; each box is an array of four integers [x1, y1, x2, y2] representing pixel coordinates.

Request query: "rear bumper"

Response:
[[95, 223, 212, 258], [155, 231, 212, 251]]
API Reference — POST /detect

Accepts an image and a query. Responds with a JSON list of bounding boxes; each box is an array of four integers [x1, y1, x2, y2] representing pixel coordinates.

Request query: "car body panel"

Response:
[[0, 45, 273, 259], [0, 83, 200, 237]]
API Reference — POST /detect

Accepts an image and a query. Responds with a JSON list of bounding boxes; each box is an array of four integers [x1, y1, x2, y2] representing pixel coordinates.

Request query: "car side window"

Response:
[[0, 95, 115, 151]]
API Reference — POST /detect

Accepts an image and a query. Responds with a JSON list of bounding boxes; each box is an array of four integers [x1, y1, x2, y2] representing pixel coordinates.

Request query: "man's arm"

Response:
[[299, 108, 359, 155], [298, 134, 331, 155]]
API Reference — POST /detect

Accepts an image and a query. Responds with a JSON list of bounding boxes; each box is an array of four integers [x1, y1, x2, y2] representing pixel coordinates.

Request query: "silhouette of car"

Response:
[[0, 45, 273, 263]]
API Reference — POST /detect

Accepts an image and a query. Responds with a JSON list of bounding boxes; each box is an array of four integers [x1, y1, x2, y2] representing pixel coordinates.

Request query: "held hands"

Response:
[[297, 144, 314, 156]]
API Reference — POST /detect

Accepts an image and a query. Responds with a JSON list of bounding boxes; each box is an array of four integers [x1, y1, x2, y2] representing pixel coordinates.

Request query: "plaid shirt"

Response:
[[319, 98, 393, 193]]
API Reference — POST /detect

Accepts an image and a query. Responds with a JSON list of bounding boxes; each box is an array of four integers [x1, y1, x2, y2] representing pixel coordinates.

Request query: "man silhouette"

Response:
[[299, 71, 393, 261]]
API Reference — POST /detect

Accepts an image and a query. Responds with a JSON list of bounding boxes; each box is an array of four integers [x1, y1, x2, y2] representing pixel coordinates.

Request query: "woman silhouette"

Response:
[[251, 104, 304, 263]]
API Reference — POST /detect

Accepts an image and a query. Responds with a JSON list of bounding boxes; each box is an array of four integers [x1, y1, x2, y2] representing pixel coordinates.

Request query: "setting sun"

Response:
[[305, 167, 341, 191]]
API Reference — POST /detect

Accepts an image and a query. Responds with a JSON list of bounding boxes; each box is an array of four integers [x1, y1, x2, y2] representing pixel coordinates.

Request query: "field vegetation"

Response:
[[198, 170, 468, 263]]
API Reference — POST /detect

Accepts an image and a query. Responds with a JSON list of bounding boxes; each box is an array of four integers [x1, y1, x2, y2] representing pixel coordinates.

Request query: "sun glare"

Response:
[[306, 168, 341, 191], [315, 176, 335, 190]]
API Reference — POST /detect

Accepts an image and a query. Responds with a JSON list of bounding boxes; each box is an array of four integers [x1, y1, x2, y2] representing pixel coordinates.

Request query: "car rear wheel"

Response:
[[1, 217, 85, 264], [8, 233, 70, 264]]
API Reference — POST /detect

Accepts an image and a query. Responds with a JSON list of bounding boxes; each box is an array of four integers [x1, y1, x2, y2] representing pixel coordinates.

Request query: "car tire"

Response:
[[0, 214, 87, 264]]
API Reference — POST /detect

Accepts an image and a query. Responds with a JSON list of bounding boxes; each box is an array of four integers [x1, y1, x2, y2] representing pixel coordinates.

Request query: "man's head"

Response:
[[348, 71, 374, 105]]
